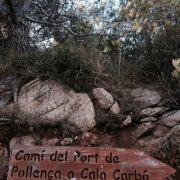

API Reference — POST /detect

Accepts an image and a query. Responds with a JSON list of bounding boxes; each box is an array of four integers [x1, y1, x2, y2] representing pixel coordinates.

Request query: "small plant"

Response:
[[172, 58, 180, 80]]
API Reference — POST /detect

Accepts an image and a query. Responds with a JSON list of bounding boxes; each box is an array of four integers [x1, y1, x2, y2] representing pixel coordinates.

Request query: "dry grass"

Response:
[[0, 44, 179, 108]]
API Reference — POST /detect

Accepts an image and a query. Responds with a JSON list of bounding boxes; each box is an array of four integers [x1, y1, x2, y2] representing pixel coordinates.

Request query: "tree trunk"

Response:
[[6, 23, 30, 56], [0, 0, 31, 59]]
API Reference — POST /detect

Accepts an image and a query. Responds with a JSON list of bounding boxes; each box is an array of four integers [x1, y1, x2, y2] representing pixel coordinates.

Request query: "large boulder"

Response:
[[130, 88, 162, 109], [119, 87, 162, 114], [17, 78, 96, 131]]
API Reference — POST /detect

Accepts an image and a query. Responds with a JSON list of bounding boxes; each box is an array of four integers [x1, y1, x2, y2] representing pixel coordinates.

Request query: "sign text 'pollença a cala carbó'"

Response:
[[8, 145, 176, 180]]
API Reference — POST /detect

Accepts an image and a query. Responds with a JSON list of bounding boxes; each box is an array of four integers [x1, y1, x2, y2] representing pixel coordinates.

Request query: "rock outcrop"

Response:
[[17, 78, 96, 131], [130, 88, 162, 108], [0, 76, 180, 179], [139, 107, 168, 117], [119, 87, 163, 116]]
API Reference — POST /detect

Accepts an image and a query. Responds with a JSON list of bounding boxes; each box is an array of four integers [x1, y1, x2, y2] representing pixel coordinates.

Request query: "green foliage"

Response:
[[12, 46, 96, 92], [118, 0, 180, 83], [0, 0, 179, 108], [11, 46, 111, 92]]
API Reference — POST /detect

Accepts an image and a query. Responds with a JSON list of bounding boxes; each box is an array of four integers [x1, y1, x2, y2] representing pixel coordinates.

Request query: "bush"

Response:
[[12, 46, 109, 91]]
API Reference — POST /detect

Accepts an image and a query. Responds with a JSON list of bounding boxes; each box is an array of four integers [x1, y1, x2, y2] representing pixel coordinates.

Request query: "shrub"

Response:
[[12, 46, 108, 91]]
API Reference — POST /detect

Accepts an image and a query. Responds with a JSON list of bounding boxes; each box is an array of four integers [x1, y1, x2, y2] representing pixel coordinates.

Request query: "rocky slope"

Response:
[[0, 77, 179, 179]]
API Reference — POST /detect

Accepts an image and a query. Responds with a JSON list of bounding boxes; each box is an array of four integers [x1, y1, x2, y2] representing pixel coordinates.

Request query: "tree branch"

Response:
[[25, 15, 81, 37]]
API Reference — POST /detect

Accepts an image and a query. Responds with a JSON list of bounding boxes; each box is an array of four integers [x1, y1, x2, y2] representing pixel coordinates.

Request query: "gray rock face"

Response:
[[18, 78, 96, 131], [93, 88, 121, 114], [93, 88, 114, 109], [140, 107, 168, 117], [110, 101, 121, 114], [140, 117, 157, 122], [159, 110, 180, 127], [67, 94, 95, 131], [122, 115, 132, 126], [130, 88, 162, 109]]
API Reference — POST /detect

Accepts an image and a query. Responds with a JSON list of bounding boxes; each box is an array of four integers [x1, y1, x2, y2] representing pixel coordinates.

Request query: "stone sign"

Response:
[[8, 145, 176, 180]]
